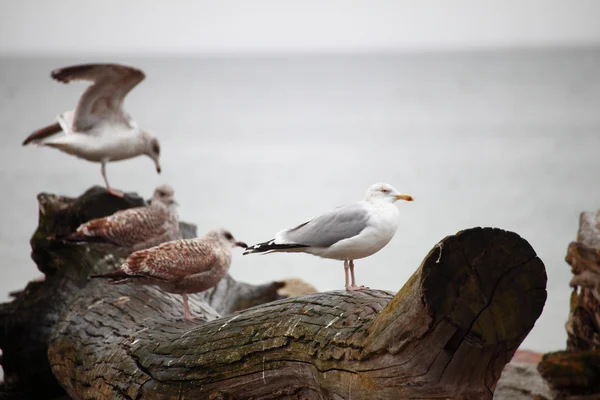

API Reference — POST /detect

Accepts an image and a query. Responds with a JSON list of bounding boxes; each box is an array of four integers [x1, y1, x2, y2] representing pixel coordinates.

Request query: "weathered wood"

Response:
[[0, 187, 548, 399], [538, 350, 600, 398], [538, 210, 600, 398], [48, 227, 545, 397], [564, 212, 600, 351], [0, 187, 291, 399]]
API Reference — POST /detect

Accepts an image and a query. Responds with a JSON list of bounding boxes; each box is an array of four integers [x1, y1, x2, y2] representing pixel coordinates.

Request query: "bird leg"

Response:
[[346, 260, 367, 291], [344, 260, 350, 289], [101, 160, 124, 198], [181, 294, 197, 321]]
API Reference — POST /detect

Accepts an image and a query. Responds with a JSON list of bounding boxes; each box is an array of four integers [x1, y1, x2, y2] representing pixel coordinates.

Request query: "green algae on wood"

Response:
[[47, 225, 546, 399]]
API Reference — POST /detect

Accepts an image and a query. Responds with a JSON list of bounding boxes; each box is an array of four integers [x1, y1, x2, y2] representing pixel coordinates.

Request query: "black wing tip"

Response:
[[51, 63, 145, 83], [51, 65, 83, 82], [243, 240, 307, 255], [22, 136, 36, 146], [56, 231, 121, 247], [89, 269, 131, 283], [51, 64, 96, 83], [52, 233, 83, 244]]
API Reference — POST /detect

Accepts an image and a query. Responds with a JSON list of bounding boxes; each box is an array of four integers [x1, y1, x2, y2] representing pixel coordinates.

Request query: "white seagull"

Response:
[[243, 183, 414, 290], [22, 63, 161, 197]]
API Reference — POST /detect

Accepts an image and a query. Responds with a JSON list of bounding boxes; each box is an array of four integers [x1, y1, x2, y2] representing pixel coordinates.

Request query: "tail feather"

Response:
[[89, 269, 130, 283], [243, 239, 308, 255], [61, 231, 120, 246], [89, 269, 147, 283], [23, 122, 62, 145]]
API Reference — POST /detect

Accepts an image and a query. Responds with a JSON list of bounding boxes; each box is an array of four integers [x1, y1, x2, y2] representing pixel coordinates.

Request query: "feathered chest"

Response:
[[367, 204, 401, 239]]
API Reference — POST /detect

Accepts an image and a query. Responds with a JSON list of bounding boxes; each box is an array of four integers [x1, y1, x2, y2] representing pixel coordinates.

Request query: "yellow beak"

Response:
[[395, 194, 414, 202]]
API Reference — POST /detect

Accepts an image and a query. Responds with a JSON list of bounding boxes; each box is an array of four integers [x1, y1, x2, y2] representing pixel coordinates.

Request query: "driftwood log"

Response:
[[0, 187, 292, 399], [538, 210, 600, 398], [0, 187, 547, 399]]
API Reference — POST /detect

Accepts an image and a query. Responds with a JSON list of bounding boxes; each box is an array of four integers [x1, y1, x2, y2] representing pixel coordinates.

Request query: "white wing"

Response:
[[51, 63, 145, 132]]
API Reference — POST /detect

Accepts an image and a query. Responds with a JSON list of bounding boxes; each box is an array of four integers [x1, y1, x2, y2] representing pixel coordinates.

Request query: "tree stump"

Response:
[[538, 210, 600, 398], [0, 187, 547, 399]]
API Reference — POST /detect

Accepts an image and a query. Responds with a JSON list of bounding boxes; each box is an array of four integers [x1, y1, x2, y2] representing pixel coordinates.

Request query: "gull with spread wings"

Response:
[[22, 63, 162, 197]]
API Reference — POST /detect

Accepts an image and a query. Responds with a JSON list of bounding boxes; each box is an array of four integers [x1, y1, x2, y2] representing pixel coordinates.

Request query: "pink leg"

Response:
[[346, 260, 367, 291], [344, 260, 350, 289], [182, 293, 194, 321], [101, 160, 124, 198], [182, 294, 203, 321]]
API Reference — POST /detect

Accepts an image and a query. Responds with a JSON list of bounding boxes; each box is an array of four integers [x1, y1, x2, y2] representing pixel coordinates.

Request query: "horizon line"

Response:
[[2, 42, 600, 59]]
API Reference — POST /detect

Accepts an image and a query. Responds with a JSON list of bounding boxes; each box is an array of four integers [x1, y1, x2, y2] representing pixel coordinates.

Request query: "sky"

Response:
[[1, 0, 600, 55]]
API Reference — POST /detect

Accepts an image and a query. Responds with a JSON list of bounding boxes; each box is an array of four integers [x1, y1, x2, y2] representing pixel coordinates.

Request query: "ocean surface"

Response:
[[1, 49, 599, 354]]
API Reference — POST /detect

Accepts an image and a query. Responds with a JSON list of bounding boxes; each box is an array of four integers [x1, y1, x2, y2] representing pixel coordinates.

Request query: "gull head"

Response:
[[141, 131, 162, 174], [208, 229, 248, 249], [149, 184, 177, 206], [365, 182, 414, 204]]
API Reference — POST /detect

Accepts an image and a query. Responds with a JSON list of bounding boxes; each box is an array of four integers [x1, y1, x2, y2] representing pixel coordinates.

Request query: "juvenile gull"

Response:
[[244, 183, 413, 290], [22, 63, 161, 197], [91, 229, 247, 321], [65, 184, 180, 254]]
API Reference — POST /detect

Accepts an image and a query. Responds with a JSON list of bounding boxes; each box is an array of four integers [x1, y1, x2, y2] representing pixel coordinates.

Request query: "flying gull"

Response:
[[64, 184, 180, 254], [91, 229, 247, 321], [22, 63, 161, 197], [244, 183, 413, 290]]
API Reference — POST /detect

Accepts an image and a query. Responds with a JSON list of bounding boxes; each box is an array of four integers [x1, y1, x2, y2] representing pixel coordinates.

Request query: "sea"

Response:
[[1, 48, 599, 355]]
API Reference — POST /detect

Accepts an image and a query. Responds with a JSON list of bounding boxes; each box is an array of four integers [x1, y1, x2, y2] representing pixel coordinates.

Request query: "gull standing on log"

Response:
[[243, 183, 413, 290], [22, 63, 162, 197], [65, 184, 180, 254], [91, 229, 247, 321]]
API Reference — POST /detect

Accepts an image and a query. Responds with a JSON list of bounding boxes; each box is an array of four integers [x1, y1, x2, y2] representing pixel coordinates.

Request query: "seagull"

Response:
[[243, 183, 413, 291], [22, 63, 161, 197], [64, 184, 180, 254], [91, 229, 247, 321]]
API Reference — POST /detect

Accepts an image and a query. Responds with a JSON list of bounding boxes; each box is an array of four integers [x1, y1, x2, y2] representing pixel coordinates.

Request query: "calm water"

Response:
[[1, 49, 599, 353]]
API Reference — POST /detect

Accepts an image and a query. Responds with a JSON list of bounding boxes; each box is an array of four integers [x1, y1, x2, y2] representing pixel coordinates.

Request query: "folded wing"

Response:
[[124, 239, 217, 281], [72, 205, 171, 248], [281, 202, 371, 247]]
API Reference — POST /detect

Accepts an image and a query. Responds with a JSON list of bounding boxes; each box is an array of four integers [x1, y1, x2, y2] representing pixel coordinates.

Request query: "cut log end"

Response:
[[48, 229, 546, 399], [365, 228, 547, 398]]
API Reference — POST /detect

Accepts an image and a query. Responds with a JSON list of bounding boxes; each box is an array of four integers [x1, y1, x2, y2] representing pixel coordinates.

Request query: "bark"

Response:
[[0, 187, 548, 399], [538, 350, 600, 398], [538, 210, 600, 398], [564, 211, 600, 351]]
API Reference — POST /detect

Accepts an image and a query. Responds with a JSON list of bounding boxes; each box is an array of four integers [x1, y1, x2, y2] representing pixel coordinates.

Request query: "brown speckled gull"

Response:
[[66, 184, 179, 254], [90, 229, 247, 320]]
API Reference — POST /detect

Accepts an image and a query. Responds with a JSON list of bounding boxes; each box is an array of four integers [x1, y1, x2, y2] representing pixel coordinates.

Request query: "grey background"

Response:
[[2, 0, 600, 54]]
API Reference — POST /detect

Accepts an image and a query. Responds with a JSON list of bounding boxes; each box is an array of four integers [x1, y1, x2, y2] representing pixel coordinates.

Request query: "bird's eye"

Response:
[[152, 143, 160, 155], [381, 188, 390, 193], [224, 232, 233, 240], [158, 191, 166, 197]]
